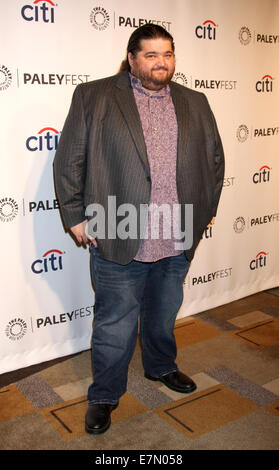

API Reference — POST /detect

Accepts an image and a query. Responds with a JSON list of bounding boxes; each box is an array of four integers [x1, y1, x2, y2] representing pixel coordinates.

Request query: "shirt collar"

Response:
[[129, 72, 170, 97]]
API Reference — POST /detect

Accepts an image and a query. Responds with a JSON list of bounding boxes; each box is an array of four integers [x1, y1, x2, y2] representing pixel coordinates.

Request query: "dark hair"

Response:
[[119, 24, 175, 73]]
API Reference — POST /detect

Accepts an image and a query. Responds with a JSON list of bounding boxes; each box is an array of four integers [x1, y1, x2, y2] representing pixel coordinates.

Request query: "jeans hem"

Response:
[[146, 367, 178, 379], [88, 399, 119, 406], [160, 367, 178, 378]]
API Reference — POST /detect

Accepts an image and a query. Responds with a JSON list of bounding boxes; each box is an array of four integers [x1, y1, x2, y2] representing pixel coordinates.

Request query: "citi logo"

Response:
[[195, 20, 217, 40], [252, 165, 271, 184], [31, 249, 64, 274], [202, 220, 214, 239], [21, 0, 56, 23], [256, 75, 274, 92], [249, 251, 268, 270], [26, 127, 60, 151]]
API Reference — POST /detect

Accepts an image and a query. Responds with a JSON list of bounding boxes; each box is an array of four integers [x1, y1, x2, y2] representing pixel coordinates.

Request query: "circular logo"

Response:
[[0, 65, 12, 91], [233, 216, 246, 233], [237, 124, 249, 142], [239, 26, 252, 45], [5, 318, 27, 341], [173, 72, 188, 87], [90, 6, 110, 31], [0, 197, 18, 222]]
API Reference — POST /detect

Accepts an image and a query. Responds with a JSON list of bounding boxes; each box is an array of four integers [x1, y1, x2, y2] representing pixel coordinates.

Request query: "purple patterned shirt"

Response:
[[130, 74, 183, 262]]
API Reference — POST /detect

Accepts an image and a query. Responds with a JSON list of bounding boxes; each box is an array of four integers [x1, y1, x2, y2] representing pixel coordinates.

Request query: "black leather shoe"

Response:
[[85, 403, 118, 434], [145, 370, 197, 393]]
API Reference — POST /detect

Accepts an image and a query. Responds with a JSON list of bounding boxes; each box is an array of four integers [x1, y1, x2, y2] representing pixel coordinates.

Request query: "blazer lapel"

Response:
[[114, 72, 150, 177], [170, 82, 189, 164], [113, 74, 189, 177]]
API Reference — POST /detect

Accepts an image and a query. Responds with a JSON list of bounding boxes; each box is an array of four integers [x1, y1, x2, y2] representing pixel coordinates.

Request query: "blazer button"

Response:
[[146, 176, 151, 182]]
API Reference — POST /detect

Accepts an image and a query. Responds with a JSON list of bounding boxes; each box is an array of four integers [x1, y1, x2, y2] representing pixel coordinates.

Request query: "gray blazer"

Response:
[[53, 71, 224, 265]]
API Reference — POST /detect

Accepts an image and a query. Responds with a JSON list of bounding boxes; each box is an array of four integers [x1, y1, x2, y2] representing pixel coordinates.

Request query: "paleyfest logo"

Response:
[[173, 72, 188, 87], [233, 216, 246, 233], [89, 6, 172, 31], [90, 6, 110, 30], [0, 197, 18, 222], [0, 65, 12, 91], [233, 213, 279, 233], [237, 124, 279, 142], [236, 124, 249, 142], [174, 74, 236, 91], [239, 26, 252, 45], [5, 318, 27, 341], [239, 25, 279, 45]]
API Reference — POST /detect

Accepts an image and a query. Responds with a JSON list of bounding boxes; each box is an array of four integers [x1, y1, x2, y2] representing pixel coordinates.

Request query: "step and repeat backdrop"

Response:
[[1, 0, 279, 373]]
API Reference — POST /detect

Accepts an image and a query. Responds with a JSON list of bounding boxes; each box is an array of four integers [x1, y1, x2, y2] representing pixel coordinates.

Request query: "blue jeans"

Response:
[[88, 246, 190, 404]]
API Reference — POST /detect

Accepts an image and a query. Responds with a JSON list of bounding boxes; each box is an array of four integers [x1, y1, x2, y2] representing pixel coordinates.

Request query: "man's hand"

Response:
[[70, 220, 97, 247]]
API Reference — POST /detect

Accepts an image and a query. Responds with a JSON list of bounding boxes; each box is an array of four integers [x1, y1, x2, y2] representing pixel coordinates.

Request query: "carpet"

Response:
[[0, 289, 279, 451]]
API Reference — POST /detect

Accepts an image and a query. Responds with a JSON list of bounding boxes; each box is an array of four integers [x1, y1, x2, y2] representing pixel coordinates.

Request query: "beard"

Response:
[[131, 65, 175, 91]]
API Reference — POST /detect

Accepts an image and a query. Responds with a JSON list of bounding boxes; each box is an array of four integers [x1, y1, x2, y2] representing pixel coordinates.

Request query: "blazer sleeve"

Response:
[[53, 85, 88, 229], [209, 105, 225, 217]]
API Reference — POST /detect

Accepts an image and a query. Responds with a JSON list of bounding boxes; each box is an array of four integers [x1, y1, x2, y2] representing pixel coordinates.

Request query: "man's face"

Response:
[[128, 38, 175, 91]]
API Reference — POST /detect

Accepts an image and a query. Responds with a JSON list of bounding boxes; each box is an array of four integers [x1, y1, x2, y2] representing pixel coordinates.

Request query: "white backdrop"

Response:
[[1, 0, 279, 374]]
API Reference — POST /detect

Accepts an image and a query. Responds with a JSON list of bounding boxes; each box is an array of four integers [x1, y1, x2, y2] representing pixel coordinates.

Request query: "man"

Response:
[[53, 24, 224, 435]]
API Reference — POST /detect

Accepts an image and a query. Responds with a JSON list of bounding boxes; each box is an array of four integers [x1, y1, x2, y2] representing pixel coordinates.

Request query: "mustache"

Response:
[[152, 66, 169, 71]]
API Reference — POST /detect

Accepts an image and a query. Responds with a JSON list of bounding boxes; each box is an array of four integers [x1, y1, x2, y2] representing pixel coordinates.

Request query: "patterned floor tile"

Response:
[[228, 310, 273, 328], [231, 319, 279, 349], [40, 396, 88, 441], [0, 412, 68, 450], [266, 287, 279, 297], [265, 400, 279, 418], [206, 365, 278, 406], [0, 385, 35, 422], [177, 333, 256, 378], [194, 311, 237, 332], [189, 409, 279, 450], [127, 369, 172, 409], [262, 378, 279, 395], [158, 372, 219, 401], [40, 392, 148, 441], [153, 385, 259, 440], [1, 291, 279, 450], [16, 374, 64, 409], [38, 350, 91, 388], [205, 292, 279, 321], [174, 320, 222, 348], [260, 305, 279, 319], [54, 377, 92, 401], [68, 411, 194, 450]]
